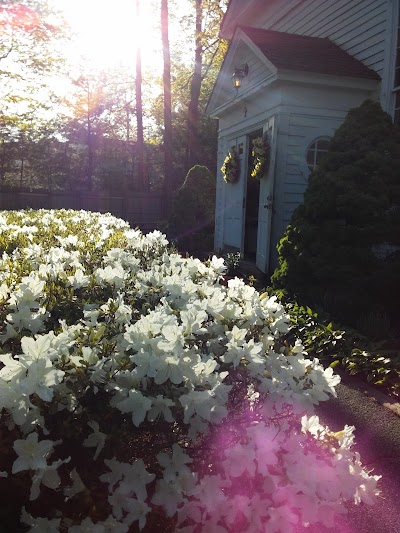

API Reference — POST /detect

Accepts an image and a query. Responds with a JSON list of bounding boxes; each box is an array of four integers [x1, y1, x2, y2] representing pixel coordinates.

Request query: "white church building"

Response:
[[207, 0, 400, 273]]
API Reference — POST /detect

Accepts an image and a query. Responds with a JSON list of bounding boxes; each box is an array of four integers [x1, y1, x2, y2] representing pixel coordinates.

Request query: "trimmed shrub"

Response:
[[272, 100, 400, 328], [0, 209, 380, 531], [167, 165, 215, 258]]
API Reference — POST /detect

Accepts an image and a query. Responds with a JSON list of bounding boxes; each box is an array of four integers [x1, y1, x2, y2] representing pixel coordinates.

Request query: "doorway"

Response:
[[244, 129, 263, 260]]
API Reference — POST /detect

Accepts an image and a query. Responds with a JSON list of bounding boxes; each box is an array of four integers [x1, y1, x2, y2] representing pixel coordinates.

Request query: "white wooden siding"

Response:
[[281, 112, 344, 225], [262, 0, 388, 76], [241, 45, 272, 89], [212, 42, 273, 112]]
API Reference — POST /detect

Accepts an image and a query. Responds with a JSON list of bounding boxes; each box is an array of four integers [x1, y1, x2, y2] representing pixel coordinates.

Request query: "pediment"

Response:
[[207, 29, 277, 116]]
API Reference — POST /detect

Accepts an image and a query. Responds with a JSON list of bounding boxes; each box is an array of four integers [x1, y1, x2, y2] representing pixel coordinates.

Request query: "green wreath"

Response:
[[251, 134, 271, 180], [221, 147, 240, 184]]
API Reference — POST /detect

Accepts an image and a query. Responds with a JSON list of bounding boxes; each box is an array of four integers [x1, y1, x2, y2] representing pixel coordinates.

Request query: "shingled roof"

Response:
[[240, 26, 381, 81]]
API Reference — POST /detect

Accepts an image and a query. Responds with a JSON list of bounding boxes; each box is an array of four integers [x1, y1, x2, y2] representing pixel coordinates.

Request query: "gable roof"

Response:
[[240, 26, 381, 81]]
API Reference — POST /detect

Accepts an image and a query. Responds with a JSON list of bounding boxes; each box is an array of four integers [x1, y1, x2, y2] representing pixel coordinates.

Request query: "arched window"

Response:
[[307, 137, 331, 171]]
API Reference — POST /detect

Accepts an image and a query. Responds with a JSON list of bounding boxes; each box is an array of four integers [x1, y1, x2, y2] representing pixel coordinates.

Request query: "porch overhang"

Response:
[[206, 27, 381, 119]]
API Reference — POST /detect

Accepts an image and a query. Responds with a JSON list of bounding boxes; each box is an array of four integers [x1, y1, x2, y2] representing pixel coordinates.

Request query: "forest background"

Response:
[[0, 0, 228, 197]]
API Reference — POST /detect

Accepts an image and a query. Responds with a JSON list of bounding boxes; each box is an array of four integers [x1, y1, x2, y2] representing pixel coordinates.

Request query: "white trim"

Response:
[[381, 0, 399, 114], [209, 74, 279, 118], [220, 0, 259, 38], [298, 129, 336, 181], [276, 69, 380, 91], [238, 30, 279, 74], [209, 68, 379, 119], [306, 136, 332, 171], [218, 104, 282, 138], [206, 35, 246, 114]]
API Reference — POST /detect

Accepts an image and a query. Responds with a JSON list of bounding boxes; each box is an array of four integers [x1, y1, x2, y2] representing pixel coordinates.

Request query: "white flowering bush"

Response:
[[0, 209, 380, 532]]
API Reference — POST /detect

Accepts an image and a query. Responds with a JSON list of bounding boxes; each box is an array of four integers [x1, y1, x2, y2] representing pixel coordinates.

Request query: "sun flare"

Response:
[[58, 0, 161, 69]]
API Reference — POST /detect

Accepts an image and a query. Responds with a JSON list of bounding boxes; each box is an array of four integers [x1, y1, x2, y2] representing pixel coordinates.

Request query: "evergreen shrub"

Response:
[[272, 100, 400, 330], [167, 165, 215, 258]]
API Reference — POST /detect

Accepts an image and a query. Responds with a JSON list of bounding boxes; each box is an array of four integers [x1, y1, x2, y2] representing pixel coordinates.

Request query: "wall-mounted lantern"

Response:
[[232, 63, 249, 91]]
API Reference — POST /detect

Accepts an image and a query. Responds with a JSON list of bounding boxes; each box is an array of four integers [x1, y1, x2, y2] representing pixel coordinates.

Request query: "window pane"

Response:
[[307, 137, 331, 170], [307, 149, 315, 165], [316, 139, 330, 151], [315, 151, 328, 165]]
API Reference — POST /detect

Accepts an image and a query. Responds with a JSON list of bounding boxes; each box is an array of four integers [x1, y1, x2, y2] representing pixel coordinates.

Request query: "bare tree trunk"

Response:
[[135, 0, 146, 191], [19, 134, 24, 188], [87, 102, 93, 190], [161, 0, 173, 197], [187, 0, 203, 170], [0, 139, 6, 185]]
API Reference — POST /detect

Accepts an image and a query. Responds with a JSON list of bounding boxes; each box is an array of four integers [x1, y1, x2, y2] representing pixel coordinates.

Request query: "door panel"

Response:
[[256, 117, 276, 273], [223, 135, 248, 252]]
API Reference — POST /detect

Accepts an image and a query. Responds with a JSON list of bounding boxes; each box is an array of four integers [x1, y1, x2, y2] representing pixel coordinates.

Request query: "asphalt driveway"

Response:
[[309, 376, 400, 533]]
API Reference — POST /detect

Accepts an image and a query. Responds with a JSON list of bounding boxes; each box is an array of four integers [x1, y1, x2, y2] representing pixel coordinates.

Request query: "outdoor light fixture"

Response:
[[232, 63, 249, 91]]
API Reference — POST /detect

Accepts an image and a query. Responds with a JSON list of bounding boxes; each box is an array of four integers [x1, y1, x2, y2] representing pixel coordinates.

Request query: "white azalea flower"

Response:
[[69, 346, 99, 367], [222, 442, 256, 478], [154, 355, 184, 385], [147, 395, 175, 422], [115, 389, 152, 427], [20, 507, 61, 532], [68, 517, 106, 532], [64, 468, 86, 500], [19, 333, 56, 364], [0, 353, 26, 382], [12, 433, 56, 473], [157, 444, 193, 476], [20, 359, 65, 402], [108, 493, 150, 530], [95, 264, 126, 289], [67, 268, 90, 289], [29, 457, 70, 501], [209, 255, 226, 275], [7, 305, 47, 334], [0, 282, 9, 301], [131, 351, 159, 379], [9, 275, 45, 307], [151, 477, 185, 517], [267, 504, 298, 533], [0, 378, 32, 426], [118, 459, 156, 501], [83, 421, 108, 460], [301, 415, 325, 437], [100, 457, 126, 489], [188, 474, 229, 513]]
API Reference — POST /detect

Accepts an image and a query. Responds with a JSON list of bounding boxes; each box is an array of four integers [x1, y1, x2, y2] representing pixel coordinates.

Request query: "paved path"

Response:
[[311, 376, 400, 533]]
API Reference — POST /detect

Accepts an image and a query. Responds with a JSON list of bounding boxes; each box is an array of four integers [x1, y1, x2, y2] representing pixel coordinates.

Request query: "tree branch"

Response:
[[201, 43, 220, 80]]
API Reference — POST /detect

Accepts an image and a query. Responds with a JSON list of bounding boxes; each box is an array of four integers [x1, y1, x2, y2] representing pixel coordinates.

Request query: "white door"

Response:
[[256, 117, 276, 273], [223, 135, 248, 253]]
